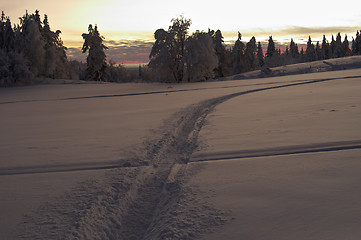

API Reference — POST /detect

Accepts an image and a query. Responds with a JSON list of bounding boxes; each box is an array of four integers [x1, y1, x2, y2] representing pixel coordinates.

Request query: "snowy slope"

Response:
[[0, 68, 361, 239]]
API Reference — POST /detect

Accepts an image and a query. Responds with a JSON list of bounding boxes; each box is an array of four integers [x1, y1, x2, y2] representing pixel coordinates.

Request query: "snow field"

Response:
[[0, 67, 360, 239]]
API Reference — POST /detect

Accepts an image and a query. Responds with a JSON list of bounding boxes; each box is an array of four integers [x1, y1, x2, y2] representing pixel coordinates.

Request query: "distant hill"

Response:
[[221, 55, 361, 81]]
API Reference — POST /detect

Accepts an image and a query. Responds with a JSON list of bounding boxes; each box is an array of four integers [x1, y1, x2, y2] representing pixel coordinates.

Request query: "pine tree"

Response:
[[232, 32, 246, 74], [321, 35, 329, 60], [257, 41, 264, 67], [209, 29, 230, 77], [334, 32, 343, 58], [266, 36, 276, 59], [289, 38, 299, 59], [343, 34, 351, 56], [356, 30, 361, 55], [82, 24, 108, 81], [330, 35, 336, 58], [42, 14, 69, 78], [315, 41, 321, 60], [306, 36, 316, 62], [22, 14, 46, 76], [300, 47, 304, 59], [245, 36, 257, 72]]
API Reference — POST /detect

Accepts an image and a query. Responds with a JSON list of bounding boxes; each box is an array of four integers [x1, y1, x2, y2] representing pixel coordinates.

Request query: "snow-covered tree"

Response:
[[0, 10, 78, 86], [168, 15, 192, 82], [148, 28, 174, 82], [209, 29, 231, 77], [82, 24, 108, 81], [42, 14, 70, 79], [184, 31, 218, 82], [0, 15, 15, 52], [149, 15, 191, 82], [21, 14, 46, 76]]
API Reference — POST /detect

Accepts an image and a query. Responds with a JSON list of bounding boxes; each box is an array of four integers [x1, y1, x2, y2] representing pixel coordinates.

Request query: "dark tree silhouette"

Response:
[[321, 35, 330, 60], [289, 38, 299, 59], [266, 36, 276, 59], [306, 36, 316, 62], [232, 32, 246, 74], [257, 41, 264, 68], [245, 36, 257, 71], [168, 15, 192, 82], [82, 24, 108, 81], [209, 29, 231, 77]]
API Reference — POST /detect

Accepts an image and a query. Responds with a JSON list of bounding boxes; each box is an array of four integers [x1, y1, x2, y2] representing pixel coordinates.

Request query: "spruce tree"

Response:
[[257, 41, 264, 67], [82, 24, 108, 81], [266, 36, 276, 59], [356, 30, 361, 55], [321, 35, 329, 60], [306, 36, 316, 62], [209, 29, 230, 77], [42, 14, 68, 78], [334, 32, 343, 58], [245, 36, 257, 71], [330, 35, 336, 58], [315, 41, 321, 60], [289, 38, 299, 59], [343, 34, 351, 56], [232, 32, 246, 74], [352, 37, 356, 55]]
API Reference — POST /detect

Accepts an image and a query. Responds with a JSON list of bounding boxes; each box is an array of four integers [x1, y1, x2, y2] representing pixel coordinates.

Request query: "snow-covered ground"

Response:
[[190, 68, 361, 239], [1, 66, 361, 239]]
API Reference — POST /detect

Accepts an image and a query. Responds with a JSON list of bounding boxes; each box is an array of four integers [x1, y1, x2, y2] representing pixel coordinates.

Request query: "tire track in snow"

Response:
[[16, 75, 360, 239]]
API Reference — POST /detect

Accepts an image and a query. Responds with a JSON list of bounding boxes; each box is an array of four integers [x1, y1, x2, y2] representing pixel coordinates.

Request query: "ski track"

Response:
[[15, 75, 361, 239], [1, 75, 360, 105]]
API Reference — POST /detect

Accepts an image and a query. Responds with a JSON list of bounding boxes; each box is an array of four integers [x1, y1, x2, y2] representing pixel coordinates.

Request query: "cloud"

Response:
[[66, 39, 153, 64], [66, 26, 361, 63], [275, 26, 360, 37]]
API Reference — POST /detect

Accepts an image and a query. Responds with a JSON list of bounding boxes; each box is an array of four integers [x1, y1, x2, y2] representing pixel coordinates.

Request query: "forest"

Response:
[[1, 11, 361, 86]]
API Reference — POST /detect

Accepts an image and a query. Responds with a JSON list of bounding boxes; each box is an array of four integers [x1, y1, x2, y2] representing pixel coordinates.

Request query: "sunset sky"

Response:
[[2, 0, 361, 64]]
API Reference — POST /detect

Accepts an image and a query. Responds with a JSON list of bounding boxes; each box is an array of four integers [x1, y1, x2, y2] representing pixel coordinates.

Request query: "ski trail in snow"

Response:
[[2, 75, 360, 105], [16, 75, 361, 239], [0, 160, 141, 176], [191, 140, 361, 162]]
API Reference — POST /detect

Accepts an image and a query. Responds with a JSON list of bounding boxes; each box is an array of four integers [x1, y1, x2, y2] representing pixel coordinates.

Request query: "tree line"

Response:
[[0, 10, 132, 87], [1, 11, 361, 86], [147, 15, 361, 82], [0, 10, 79, 86]]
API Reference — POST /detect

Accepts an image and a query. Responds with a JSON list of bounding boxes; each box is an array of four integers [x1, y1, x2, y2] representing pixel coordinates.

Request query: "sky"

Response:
[[2, 0, 361, 63]]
